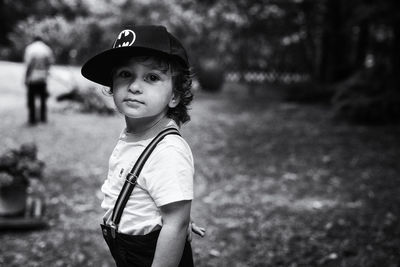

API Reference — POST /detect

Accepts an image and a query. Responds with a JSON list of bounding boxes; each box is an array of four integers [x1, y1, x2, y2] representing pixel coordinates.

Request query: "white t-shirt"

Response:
[[101, 120, 194, 235], [24, 41, 54, 83], [24, 41, 53, 65]]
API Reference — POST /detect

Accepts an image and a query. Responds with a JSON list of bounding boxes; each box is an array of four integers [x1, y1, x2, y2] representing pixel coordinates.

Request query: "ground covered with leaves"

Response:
[[0, 61, 399, 266]]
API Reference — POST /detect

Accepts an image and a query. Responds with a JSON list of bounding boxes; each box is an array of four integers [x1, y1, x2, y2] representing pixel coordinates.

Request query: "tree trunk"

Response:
[[318, 0, 350, 83], [354, 20, 369, 71], [392, 20, 400, 89]]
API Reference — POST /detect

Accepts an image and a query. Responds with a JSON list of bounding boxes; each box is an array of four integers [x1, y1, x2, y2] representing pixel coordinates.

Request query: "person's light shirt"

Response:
[[101, 119, 194, 235]]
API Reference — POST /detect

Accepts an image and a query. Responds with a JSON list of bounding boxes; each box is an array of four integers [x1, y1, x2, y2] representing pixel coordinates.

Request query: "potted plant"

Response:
[[0, 143, 44, 216]]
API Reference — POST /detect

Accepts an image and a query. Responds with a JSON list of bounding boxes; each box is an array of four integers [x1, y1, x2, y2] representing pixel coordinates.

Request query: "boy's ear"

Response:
[[168, 94, 180, 108]]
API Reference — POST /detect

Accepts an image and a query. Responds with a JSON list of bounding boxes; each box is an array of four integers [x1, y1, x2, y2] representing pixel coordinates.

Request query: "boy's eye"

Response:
[[117, 70, 131, 78], [145, 73, 161, 82]]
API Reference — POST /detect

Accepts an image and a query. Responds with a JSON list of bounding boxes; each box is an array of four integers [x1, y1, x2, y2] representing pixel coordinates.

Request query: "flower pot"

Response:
[[0, 185, 27, 216]]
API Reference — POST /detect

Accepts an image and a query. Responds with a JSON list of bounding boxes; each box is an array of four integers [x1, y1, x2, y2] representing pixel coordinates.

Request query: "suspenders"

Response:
[[108, 127, 181, 238]]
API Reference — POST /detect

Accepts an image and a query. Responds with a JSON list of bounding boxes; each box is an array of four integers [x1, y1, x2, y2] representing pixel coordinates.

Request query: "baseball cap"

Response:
[[81, 25, 189, 87]]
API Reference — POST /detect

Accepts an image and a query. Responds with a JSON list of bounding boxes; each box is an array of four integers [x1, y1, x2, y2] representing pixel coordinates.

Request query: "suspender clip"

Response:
[[110, 221, 118, 239]]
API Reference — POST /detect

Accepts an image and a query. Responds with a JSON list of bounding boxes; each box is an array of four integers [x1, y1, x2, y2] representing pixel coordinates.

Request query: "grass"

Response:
[[0, 61, 399, 266]]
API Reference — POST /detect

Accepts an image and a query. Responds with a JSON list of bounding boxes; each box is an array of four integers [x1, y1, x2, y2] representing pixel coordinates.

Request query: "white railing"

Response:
[[225, 71, 310, 84]]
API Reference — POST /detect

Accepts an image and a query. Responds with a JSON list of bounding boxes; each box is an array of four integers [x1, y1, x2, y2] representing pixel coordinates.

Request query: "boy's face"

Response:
[[112, 57, 178, 121]]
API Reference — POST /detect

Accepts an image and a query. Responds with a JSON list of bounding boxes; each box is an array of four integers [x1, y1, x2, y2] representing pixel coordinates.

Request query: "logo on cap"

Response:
[[113, 30, 136, 48]]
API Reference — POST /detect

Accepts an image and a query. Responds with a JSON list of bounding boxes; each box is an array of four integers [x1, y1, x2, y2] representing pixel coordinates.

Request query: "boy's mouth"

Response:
[[124, 98, 144, 104]]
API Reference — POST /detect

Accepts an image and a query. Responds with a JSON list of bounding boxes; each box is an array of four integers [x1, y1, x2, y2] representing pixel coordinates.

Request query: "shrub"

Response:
[[332, 70, 400, 125], [8, 16, 110, 64], [283, 81, 334, 104], [195, 59, 225, 92], [56, 87, 114, 115], [0, 143, 44, 188]]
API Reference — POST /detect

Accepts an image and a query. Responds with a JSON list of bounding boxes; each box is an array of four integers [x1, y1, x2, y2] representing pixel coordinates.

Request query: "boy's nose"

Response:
[[128, 79, 142, 94]]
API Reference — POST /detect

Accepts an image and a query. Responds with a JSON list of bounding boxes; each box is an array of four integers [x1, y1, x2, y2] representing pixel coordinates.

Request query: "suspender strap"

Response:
[[109, 127, 180, 237]]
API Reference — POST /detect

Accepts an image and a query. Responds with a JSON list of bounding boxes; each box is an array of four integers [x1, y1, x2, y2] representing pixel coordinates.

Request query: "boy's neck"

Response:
[[124, 115, 170, 137]]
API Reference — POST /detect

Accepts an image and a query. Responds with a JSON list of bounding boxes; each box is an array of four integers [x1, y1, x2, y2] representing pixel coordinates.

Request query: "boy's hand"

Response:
[[187, 221, 206, 242]]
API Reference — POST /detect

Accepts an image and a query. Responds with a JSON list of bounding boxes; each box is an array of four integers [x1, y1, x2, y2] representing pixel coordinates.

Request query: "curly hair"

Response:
[[106, 54, 194, 126]]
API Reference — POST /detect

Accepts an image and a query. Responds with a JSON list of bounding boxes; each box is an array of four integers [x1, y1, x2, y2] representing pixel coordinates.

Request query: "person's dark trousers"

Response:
[[101, 225, 194, 267], [27, 82, 48, 124]]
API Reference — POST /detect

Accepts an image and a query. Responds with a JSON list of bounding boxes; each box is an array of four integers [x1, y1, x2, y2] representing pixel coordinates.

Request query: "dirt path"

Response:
[[1, 61, 399, 266]]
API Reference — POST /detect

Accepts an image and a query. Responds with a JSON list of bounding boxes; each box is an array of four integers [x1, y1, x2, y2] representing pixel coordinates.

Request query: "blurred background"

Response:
[[0, 0, 399, 266]]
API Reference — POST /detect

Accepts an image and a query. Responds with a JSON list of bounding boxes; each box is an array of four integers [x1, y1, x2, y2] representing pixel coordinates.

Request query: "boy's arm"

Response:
[[152, 200, 191, 267]]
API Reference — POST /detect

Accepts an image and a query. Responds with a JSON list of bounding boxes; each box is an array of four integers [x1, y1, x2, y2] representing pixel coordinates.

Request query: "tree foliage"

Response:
[[1, 0, 399, 118]]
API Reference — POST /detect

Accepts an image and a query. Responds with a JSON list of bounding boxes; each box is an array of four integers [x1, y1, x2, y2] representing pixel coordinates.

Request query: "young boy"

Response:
[[81, 25, 204, 267]]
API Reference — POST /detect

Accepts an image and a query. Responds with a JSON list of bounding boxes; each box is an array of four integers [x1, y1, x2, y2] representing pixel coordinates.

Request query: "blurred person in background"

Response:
[[24, 35, 54, 125]]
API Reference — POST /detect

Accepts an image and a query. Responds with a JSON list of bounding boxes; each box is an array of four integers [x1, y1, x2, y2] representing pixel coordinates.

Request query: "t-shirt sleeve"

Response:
[[142, 142, 194, 207]]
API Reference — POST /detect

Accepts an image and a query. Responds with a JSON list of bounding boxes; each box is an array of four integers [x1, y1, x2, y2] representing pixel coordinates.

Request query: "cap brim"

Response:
[[81, 47, 171, 87]]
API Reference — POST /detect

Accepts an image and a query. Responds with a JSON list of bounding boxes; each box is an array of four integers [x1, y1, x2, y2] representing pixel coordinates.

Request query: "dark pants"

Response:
[[27, 82, 48, 124], [101, 224, 194, 267]]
